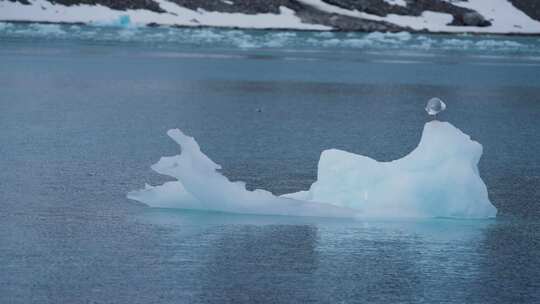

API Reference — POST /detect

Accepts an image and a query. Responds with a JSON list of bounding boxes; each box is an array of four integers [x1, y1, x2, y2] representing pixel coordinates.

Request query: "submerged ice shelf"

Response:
[[128, 121, 497, 219]]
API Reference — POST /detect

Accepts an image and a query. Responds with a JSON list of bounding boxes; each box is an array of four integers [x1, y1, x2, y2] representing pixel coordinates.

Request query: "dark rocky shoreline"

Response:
[[4, 0, 540, 33]]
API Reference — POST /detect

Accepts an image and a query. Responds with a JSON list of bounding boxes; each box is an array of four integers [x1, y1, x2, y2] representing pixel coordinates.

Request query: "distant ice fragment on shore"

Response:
[[92, 14, 136, 28], [116, 15, 132, 28], [128, 121, 497, 219]]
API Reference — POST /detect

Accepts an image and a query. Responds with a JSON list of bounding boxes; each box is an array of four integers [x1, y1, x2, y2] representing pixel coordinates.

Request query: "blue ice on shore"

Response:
[[128, 121, 497, 218]]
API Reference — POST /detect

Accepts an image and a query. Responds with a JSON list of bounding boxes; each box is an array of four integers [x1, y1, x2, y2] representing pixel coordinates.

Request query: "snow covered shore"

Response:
[[1, 0, 540, 34]]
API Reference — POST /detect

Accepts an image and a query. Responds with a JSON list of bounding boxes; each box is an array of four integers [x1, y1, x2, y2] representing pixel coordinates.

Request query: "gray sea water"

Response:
[[1, 24, 540, 303]]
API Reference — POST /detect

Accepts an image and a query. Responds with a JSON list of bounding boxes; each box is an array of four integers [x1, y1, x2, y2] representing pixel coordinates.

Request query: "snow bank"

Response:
[[298, 0, 540, 34], [129, 121, 497, 219], [1, 0, 539, 33], [451, 0, 540, 34], [383, 0, 407, 7], [0, 0, 329, 30]]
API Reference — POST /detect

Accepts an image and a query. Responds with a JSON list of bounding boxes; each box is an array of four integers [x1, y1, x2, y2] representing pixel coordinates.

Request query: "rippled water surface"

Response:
[[1, 24, 539, 303]]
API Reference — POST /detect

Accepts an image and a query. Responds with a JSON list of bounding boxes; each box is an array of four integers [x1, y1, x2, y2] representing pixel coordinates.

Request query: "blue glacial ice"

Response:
[[128, 121, 497, 219]]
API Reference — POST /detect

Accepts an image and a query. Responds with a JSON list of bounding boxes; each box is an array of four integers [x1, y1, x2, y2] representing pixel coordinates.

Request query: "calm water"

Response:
[[1, 24, 539, 303]]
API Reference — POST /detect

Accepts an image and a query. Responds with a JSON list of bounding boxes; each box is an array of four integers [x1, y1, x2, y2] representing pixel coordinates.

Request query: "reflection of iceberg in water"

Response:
[[128, 121, 497, 218]]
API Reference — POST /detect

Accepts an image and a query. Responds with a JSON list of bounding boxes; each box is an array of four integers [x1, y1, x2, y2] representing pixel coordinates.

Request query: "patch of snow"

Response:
[[298, 0, 389, 21], [383, 0, 408, 7], [299, 0, 458, 31], [299, 0, 540, 33], [0, 0, 330, 30], [450, 0, 540, 33], [1, 0, 539, 33]]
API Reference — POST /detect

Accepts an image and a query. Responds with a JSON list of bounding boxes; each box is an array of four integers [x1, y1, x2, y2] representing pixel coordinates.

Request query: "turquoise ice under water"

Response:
[[1, 24, 539, 303], [130, 121, 497, 218]]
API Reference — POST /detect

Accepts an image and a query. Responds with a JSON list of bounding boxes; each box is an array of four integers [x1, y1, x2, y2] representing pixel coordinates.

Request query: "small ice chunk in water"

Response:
[[425, 97, 446, 116]]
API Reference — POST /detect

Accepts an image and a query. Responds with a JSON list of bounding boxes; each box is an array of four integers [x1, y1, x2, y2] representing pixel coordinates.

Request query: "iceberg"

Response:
[[128, 121, 497, 218], [128, 129, 356, 218]]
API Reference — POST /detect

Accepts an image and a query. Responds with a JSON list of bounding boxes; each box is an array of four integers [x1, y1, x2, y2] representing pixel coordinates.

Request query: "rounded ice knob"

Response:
[[425, 97, 446, 117]]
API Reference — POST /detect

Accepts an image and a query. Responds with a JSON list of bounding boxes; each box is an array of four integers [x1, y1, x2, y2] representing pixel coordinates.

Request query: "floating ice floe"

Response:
[[0, 0, 329, 30], [128, 129, 355, 218], [129, 120, 497, 219]]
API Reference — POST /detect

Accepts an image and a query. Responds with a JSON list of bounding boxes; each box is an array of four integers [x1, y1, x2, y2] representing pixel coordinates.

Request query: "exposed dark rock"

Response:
[[510, 0, 540, 21], [166, 0, 294, 14], [462, 11, 490, 27], [322, 0, 491, 27], [48, 0, 165, 13], [7, 0, 30, 5]]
